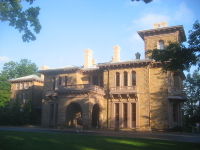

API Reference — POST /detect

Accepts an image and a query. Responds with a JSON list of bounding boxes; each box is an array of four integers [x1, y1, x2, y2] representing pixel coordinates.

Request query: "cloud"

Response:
[[173, 2, 195, 24], [0, 56, 10, 63]]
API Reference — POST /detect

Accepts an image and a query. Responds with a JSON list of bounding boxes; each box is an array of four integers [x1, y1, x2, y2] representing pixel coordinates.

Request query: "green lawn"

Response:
[[0, 131, 199, 150]]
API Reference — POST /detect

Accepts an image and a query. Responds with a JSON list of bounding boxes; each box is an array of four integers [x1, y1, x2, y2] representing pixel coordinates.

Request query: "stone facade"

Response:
[[40, 24, 186, 130], [10, 75, 44, 124]]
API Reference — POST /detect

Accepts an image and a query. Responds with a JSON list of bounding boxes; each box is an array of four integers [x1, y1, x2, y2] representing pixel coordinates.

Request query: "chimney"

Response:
[[112, 45, 121, 62], [40, 65, 49, 81], [153, 22, 168, 29], [135, 52, 141, 60], [84, 49, 93, 68]]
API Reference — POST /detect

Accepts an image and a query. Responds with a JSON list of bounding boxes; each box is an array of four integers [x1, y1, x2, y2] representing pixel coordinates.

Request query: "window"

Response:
[[116, 72, 120, 87], [174, 74, 180, 89], [124, 71, 128, 86], [123, 103, 128, 128], [132, 103, 136, 128], [115, 103, 119, 128], [59, 76, 62, 86], [132, 71, 136, 86], [52, 77, 56, 90], [50, 103, 54, 121], [64, 76, 68, 86], [157, 40, 164, 49], [173, 103, 178, 122], [17, 83, 20, 90], [92, 75, 98, 85]]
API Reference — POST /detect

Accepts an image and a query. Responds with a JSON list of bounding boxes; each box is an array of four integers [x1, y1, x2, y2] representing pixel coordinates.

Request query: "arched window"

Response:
[[124, 71, 128, 86], [132, 71, 136, 86], [116, 72, 120, 87], [157, 40, 164, 49]]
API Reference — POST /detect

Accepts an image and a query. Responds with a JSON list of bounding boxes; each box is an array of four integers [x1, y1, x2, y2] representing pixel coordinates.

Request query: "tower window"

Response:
[[157, 40, 164, 50], [124, 71, 128, 86]]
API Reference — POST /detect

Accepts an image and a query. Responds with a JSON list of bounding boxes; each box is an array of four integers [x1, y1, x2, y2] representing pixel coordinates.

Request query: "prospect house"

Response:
[[40, 23, 186, 130]]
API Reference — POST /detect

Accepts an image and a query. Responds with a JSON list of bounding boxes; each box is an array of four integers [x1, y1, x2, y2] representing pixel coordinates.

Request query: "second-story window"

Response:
[[124, 71, 128, 86], [64, 76, 68, 86], [174, 74, 180, 89], [132, 71, 136, 86], [17, 83, 20, 90], [116, 72, 120, 87], [157, 40, 164, 50], [59, 76, 62, 86], [52, 77, 56, 90]]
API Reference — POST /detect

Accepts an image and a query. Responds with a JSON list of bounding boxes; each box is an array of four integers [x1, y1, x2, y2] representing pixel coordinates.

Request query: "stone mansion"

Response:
[[11, 23, 187, 130]]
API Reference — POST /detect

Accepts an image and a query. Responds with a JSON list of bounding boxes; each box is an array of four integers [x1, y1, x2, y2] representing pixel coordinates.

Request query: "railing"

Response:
[[110, 86, 136, 94], [168, 87, 185, 96], [58, 84, 105, 94]]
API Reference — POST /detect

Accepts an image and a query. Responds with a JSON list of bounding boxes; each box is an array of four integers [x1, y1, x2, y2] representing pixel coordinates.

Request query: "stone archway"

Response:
[[66, 102, 82, 128], [91, 104, 100, 128]]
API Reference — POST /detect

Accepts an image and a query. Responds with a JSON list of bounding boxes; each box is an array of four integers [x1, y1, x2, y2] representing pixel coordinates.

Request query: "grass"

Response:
[[0, 131, 200, 150]]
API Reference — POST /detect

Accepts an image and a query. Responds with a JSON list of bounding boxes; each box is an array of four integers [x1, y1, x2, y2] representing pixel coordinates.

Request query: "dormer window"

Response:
[[157, 40, 164, 50]]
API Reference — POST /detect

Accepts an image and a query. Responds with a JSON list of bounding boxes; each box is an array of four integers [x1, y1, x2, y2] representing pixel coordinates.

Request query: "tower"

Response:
[[137, 22, 186, 58]]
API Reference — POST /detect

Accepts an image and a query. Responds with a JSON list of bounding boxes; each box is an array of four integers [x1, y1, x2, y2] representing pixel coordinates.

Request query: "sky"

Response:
[[0, 0, 200, 71]]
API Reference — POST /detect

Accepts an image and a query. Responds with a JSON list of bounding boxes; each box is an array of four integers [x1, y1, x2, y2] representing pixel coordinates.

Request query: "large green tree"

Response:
[[1, 59, 38, 80], [0, 59, 38, 107], [149, 20, 200, 71], [0, 0, 41, 42], [183, 70, 200, 127]]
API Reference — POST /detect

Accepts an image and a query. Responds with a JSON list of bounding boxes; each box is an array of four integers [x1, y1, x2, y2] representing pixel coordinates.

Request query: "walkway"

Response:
[[0, 126, 200, 143]]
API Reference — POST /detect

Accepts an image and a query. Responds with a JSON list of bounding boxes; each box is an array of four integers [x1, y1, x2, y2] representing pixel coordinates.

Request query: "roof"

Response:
[[98, 59, 153, 69], [9, 75, 43, 83], [38, 59, 158, 73], [137, 25, 186, 42], [38, 66, 80, 74]]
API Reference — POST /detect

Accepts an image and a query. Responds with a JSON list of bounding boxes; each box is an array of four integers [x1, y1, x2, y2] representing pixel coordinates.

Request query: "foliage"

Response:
[[0, 131, 200, 150], [0, 59, 39, 124], [131, 0, 153, 3], [149, 43, 197, 71], [0, 0, 41, 42], [149, 20, 200, 71], [0, 75, 10, 107], [1, 59, 38, 80], [0, 98, 40, 125], [183, 70, 200, 127]]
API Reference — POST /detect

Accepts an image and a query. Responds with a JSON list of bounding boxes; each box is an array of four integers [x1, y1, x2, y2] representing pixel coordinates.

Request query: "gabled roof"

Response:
[[9, 75, 43, 83], [137, 25, 186, 42]]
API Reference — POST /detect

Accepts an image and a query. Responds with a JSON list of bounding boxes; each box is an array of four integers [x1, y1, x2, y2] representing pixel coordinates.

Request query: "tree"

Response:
[[0, 59, 38, 107], [0, 0, 41, 42], [183, 70, 200, 127], [0, 75, 10, 107], [149, 20, 200, 71], [1, 59, 38, 80], [131, 0, 153, 3]]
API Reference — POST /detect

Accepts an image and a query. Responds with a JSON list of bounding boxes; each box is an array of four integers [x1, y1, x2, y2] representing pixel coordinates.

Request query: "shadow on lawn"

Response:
[[1, 131, 200, 150]]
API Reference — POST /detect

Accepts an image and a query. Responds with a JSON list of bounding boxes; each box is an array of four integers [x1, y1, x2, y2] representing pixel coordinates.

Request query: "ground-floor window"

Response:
[[123, 103, 128, 128], [132, 103, 136, 128], [173, 103, 178, 122], [115, 103, 119, 128], [114, 102, 136, 128]]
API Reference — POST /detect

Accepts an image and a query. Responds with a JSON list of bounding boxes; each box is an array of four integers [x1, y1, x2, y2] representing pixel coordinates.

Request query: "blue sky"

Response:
[[0, 0, 200, 70]]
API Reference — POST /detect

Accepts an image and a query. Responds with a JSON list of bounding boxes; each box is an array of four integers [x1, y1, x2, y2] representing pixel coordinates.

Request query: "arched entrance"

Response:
[[66, 103, 82, 128], [91, 104, 100, 128]]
